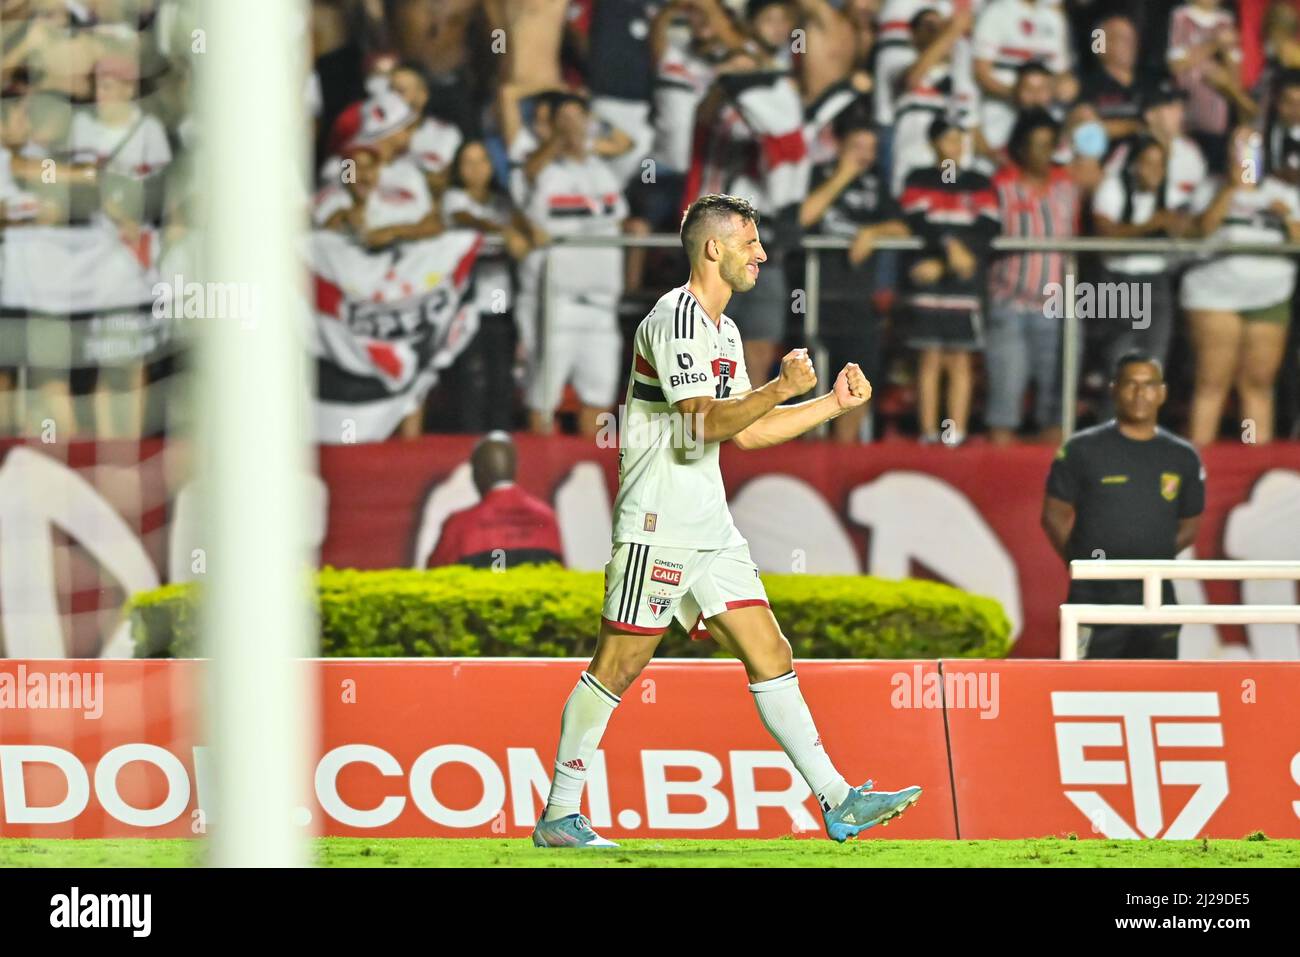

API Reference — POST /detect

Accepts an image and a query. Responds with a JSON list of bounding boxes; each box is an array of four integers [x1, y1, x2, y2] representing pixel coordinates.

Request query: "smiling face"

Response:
[[715, 216, 767, 292]]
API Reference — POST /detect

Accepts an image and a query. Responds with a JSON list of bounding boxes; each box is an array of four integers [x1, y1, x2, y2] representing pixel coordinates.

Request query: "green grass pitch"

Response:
[[2, 837, 1297, 867]]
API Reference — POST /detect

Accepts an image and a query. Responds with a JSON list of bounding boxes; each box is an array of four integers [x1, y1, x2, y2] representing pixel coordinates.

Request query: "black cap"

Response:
[[1142, 79, 1185, 112]]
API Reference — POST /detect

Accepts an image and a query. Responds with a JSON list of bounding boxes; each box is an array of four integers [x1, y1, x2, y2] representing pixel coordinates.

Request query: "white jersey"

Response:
[[1180, 176, 1300, 311], [441, 186, 513, 313], [1091, 174, 1166, 274], [1104, 135, 1206, 211], [873, 0, 954, 126], [409, 116, 462, 175], [973, 0, 1072, 150], [525, 153, 627, 307], [652, 38, 715, 172], [611, 285, 752, 550], [68, 106, 172, 177], [313, 155, 433, 231]]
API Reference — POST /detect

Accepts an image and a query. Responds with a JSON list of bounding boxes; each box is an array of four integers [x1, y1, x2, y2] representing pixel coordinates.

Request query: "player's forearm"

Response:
[[690, 380, 792, 444], [733, 392, 841, 450]]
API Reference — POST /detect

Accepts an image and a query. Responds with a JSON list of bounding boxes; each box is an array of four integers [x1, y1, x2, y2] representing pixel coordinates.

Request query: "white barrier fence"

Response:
[[1059, 560, 1300, 660]]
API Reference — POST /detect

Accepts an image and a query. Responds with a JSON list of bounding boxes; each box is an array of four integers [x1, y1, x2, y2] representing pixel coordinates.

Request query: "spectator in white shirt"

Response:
[[1182, 125, 1300, 445], [69, 55, 172, 232], [314, 91, 444, 250], [440, 139, 540, 432], [972, 0, 1075, 153], [1091, 135, 1192, 391], [388, 61, 463, 197]]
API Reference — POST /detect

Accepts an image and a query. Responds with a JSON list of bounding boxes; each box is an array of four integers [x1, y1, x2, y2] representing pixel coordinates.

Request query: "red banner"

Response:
[[320, 436, 1300, 658], [0, 436, 1296, 659], [4, 659, 1297, 840]]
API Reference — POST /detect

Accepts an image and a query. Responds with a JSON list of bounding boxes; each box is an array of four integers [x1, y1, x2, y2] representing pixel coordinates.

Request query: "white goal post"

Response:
[[1059, 560, 1300, 661]]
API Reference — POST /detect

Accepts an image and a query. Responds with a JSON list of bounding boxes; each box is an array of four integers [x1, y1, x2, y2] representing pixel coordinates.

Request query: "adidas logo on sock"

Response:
[[561, 758, 586, 772]]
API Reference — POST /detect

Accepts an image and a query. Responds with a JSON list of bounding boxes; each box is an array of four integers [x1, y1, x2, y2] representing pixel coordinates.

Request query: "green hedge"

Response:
[[127, 566, 1012, 659]]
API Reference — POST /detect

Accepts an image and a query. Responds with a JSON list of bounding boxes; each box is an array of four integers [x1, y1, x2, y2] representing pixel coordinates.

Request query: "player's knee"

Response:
[[590, 656, 648, 697]]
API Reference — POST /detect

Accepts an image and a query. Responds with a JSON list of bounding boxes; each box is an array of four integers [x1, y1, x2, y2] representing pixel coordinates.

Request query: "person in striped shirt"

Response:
[[1167, 0, 1259, 173], [985, 107, 1081, 446], [900, 116, 1000, 446]]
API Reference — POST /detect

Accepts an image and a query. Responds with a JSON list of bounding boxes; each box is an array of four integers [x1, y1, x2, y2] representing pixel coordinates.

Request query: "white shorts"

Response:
[[601, 541, 770, 635], [525, 299, 621, 412]]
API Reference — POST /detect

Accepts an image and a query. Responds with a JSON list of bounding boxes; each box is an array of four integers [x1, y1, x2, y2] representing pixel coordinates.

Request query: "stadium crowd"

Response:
[[3, 0, 1300, 446]]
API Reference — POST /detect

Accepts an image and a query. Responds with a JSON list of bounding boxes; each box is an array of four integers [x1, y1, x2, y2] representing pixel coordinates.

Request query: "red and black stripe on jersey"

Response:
[[900, 166, 1000, 308], [546, 192, 623, 218]]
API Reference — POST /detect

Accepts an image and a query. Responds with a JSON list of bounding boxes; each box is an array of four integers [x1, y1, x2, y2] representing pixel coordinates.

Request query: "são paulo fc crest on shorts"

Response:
[[647, 594, 673, 620], [1160, 472, 1180, 501]]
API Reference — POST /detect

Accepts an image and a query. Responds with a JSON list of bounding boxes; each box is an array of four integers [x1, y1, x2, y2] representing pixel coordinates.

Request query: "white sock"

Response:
[[543, 672, 620, 821], [750, 670, 851, 812]]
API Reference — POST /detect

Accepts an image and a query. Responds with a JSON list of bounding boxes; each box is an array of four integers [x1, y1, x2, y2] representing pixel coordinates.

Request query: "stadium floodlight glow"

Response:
[[195, 0, 315, 866]]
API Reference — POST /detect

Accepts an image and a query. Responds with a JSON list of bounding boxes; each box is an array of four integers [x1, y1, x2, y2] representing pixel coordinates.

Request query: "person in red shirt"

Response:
[[428, 432, 564, 568]]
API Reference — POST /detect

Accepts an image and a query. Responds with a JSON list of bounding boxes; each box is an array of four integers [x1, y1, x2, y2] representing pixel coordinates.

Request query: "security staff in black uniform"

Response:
[[1041, 353, 1206, 658]]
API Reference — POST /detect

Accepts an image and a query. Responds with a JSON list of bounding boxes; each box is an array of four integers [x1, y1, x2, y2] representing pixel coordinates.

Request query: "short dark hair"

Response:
[[1113, 352, 1164, 380], [909, 6, 942, 31], [831, 99, 875, 141], [1007, 107, 1060, 166], [1016, 61, 1053, 83], [747, 0, 794, 20], [680, 194, 759, 258], [927, 114, 956, 143]]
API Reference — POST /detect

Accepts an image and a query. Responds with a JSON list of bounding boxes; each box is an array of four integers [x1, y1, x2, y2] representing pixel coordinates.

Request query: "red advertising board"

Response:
[[0, 659, 953, 840], [5, 658, 1297, 841], [944, 661, 1300, 839]]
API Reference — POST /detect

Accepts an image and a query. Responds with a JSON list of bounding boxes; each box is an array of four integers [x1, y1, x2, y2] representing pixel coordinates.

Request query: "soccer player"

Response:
[[532, 194, 923, 848]]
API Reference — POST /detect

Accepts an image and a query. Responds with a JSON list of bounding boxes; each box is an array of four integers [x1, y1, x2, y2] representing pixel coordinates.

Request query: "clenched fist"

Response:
[[776, 348, 817, 399], [834, 362, 872, 410]]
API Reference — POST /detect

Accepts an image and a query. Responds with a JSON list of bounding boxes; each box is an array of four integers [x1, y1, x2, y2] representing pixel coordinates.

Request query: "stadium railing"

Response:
[[1058, 559, 1300, 660], [536, 234, 1300, 436]]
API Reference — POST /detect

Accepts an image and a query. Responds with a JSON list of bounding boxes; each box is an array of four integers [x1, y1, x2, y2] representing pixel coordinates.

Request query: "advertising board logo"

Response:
[[1051, 691, 1228, 839]]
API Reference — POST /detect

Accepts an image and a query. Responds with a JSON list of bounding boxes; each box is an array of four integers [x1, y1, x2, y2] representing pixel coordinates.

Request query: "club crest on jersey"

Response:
[[712, 357, 735, 398], [647, 594, 673, 619], [1160, 472, 1181, 501], [651, 562, 682, 586]]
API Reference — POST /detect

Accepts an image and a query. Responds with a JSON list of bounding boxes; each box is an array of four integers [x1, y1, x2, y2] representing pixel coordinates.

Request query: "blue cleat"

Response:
[[531, 813, 619, 848], [823, 780, 922, 843]]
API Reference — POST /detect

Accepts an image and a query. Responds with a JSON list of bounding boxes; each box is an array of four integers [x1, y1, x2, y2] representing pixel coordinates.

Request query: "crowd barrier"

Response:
[[2, 658, 1296, 841], [539, 234, 1300, 437]]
